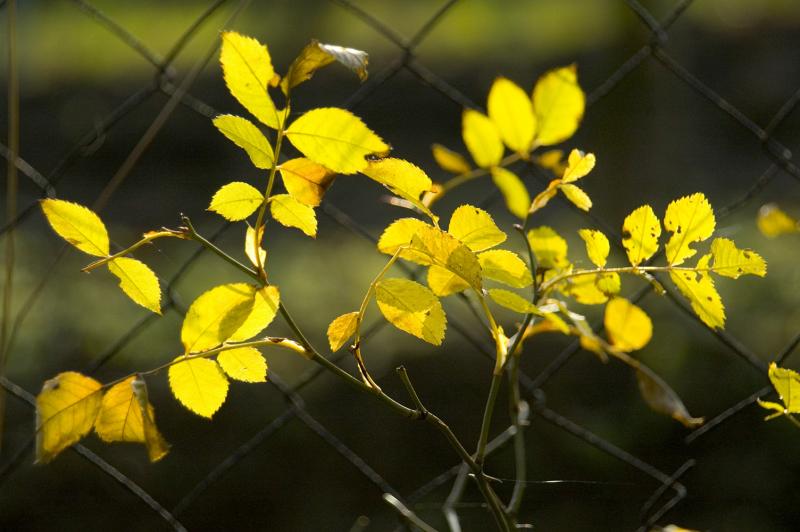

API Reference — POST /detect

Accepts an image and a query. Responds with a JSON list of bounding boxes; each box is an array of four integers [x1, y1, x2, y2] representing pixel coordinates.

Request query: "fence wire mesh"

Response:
[[2, 0, 799, 530]]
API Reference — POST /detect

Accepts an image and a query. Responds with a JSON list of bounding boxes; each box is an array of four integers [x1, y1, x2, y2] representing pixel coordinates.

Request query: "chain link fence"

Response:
[[2, 0, 799, 530]]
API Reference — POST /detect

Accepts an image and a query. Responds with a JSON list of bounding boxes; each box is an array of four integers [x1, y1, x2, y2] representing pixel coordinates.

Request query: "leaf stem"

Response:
[[82, 230, 185, 272], [538, 264, 699, 296], [181, 217, 260, 281], [438, 152, 522, 196]]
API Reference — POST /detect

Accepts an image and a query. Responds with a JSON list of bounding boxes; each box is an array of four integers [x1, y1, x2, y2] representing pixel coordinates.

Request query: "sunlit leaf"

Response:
[[764, 362, 800, 414], [664, 192, 715, 266], [375, 278, 446, 345], [409, 225, 482, 289], [595, 271, 621, 296], [220, 31, 280, 129], [95, 376, 169, 462], [279, 158, 336, 207], [361, 158, 434, 218], [269, 193, 317, 237], [245, 224, 266, 268], [565, 272, 612, 305], [527, 226, 569, 270], [536, 149, 566, 175], [431, 143, 471, 174], [669, 254, 725, 329], [447, 204, 506, 252], [636, 365, 704, 428], [604, 297, 652, 351], [491, 167, 530, 219], [208, 181, 264, 221], [532, 64, 585, 146], [282, 40, 368, 93], [212, 115, 275, 169], [377, 217, 433, 264], [528, 179, 559, 215], [107, 257, 161, 314], [757, 203, 799, 238], [561, 149, 595, 183], [622, 205, 661, 267], [181, 283, 258, 353], [578, 229, 609, 268], [168, 357, 229, 418], [217, 347, 268, 382], [478, 250, 532, 288], [35, 372, 102, 463], [41, 199, 109, 257], [427, 264, 471, 297], [488, 288, 539, 314], [286, 107, 389, 174], [709, 238, 767, 279], [327, 312, 359, 352], [487, 77, 535, 154], [560, 183, 592, 211], [462, 109, 503, 168], [228, 285, 280, 342]]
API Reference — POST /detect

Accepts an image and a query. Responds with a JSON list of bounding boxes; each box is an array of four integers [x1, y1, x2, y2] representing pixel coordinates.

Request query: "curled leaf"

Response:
[[636, 366, 704, 428]]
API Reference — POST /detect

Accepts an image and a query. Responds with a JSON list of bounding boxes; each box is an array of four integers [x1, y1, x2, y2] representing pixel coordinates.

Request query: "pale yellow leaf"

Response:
[[377, 217, 433, 264], [361, 158, 434, 218], [709, 238, 766, 279], [595, 272, 621, 296], [220, 31, 280, 129], [488, 288, 539, 314], [536, 149, 566, 175], [447, 204, 506, 251], [578, 229, 610, 268], [409, 225, 482, 289], [169, 357, 229, 418], [664, 192, 715, 266], [327, 312, 359, 352], [218, 347, 268, 382], [478, 250, 532, 288], [622, 205, 661, 267], [491, 167, 530, 219], [487, 77, 535, 154], [181, 283, 258, 353], [604, 297, 652, 351], [427, 264, 471, 297], [528, 179, 559, 215], [757, 203, 799, 238], [636, 366, 704, 428], [766, 362, 800, 413], [228, 285, 280, 342], [462, 109, 503, 168], [559, 183, 592, 211], [212, 115, 275, 169], [107, 257, 161, 314], [527, 226, 569, 270], [245, 224, 267, 268], [208, 181, 264, 221], [286, 107, 389, 174], [532, 64, 585, 146], [270, 193, 317, 237], [279, 158, 336, 207], [432, 143, 471, 174], [669, 254, 725, 329], [40, 199, 109, 257], [561, 149, 595, 183], [36, 372, 102, 463], [565, 273, 611, 305], [375, 278, 446, 345]]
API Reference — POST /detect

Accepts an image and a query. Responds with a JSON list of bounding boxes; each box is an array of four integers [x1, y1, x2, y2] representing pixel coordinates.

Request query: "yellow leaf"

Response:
[[669, 254, 725, 329], [462, 109, 503, 168], [622, 205, 661, 267], [270, 193, 317, 237], [361, 158, 434, 218], [488, 288, 539, 314], [578, 229, 610, 268], [478, 250, 532, 288], [279, 158, 336, 207], [595, 271, 621, 296], [95, 376, 169, 462], [536, 149, 566, 175], [107, 257, 161, 314], [561, 149, 595, 183], [765, 362, 800, 413], [245, 224, 266, 268], [35, 372, 102, 463], [562, 309, 606, 360], [212, 115, 275, 169], [447, 204, 506, 252], [282, 40, 368, 93], [636, 366, 704, 428], [559, 183, 592, 211], [377, 217, 433, 264], [220, 31, 280, 129], [487, 77, 535, 154], [227, 285, 280, 342], [375, 278, 446, 345], [757, 203, 799, 238], [432, 143, 470, 174], [527, 226, 569, 270], [315, 42, 368, 80], [427, 264, 471, 297], [491, 167, 530, 219], [169, 357, 229, 418], [181, 283, 258, 353], [327, 312, 359, 352], [286, 107, 389, 174], [664, 192, 715, 266], [40, 199, 109, 257], [208, 181, 264, 221], [532, 64, 585, 146], [709, 238, 766, 279], [410, 225, 482, 289], [604, 297, 652, 351], [565, 273, 612, 305], [528, 179, 560, 215], [217, 347, 268, 382]]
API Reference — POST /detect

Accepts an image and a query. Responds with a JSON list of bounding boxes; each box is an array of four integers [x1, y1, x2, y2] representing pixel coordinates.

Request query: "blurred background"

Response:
[[2, 0, 800, 530]]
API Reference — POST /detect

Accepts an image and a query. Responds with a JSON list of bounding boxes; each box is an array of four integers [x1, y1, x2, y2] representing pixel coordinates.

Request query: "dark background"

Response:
[[2, 1, 800, 530]]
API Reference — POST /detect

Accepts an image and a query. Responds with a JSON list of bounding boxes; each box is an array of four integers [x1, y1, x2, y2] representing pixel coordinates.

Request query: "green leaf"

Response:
[[217, 347, 268, 383], [168, 357, 229, 418], [491, 167, 530, 219], [447, 204, 506, 252], [664, 192, 715, 266], [212, 115, 275, 169], [478, 250, 532, 288], [208, 181, 264, 221], [532, 64, 585, 146], [487, 76, 535, 154], [40, 199, 109, 257], [375, 278, 446, 345], [107, 257, 162, 314], [286, 107, 389, 174], [622, 205, 661, 267], [270, 194, 318, 237], [462, 109, 503, 168], [708, 238, 766, 279]]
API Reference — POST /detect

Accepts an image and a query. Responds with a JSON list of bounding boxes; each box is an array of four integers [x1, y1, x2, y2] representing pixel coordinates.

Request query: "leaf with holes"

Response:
[[622, 205, 661, 267], [664, 193, 715, 266], [709, 238, 766, 279], [669, 254, 725, 329]]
